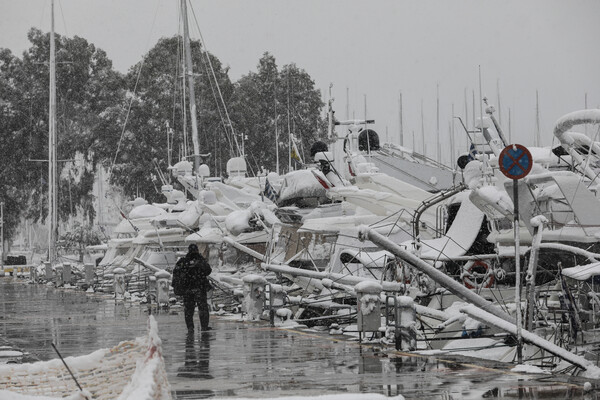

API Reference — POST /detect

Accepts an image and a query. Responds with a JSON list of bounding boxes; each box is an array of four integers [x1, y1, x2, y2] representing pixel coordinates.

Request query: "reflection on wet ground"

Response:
[[1, 279, 597, 399]]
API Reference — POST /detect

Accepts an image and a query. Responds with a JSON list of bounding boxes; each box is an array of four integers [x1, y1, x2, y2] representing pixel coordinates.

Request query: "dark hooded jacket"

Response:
[[172, 252, 212, 295]]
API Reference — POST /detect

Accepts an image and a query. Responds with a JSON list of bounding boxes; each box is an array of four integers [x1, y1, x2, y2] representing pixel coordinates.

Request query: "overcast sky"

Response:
[[1, 0, 599, 166]]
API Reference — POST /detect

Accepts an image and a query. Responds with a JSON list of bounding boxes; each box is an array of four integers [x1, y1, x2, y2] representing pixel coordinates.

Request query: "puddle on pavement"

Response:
[[1, 279, 598, 399]]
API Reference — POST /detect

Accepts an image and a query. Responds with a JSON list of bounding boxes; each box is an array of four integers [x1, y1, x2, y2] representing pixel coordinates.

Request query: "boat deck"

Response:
[[0, 278, 595, 399]]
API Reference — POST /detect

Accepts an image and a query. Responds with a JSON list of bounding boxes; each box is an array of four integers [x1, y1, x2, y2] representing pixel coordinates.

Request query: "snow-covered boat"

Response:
[[0, 316, 170, 400]]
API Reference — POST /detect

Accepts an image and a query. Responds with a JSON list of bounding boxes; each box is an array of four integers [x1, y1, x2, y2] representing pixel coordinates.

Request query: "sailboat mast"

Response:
[[398, 91, 403, 147], [287, 75, 293, 172], [436, 83, 440, 164], [48, 0, 57, 263], [420, 99, 425, 156], [181, 0, 201, 172], [535, 90, 540, 147]]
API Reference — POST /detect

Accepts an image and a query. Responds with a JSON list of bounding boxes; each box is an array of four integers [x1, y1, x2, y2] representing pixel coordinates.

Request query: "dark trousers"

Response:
[[183, 289, 210, 330]]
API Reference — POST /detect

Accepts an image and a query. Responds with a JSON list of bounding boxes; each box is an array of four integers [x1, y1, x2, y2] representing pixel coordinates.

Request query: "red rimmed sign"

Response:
[[499, 144, 532, 180]]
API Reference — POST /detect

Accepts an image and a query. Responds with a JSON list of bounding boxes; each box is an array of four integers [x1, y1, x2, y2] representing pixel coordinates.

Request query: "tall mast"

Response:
[[508, 107, 512, 143], [398, 91, 403, 147], [464, 87, 469, 133], [48, 0, 57, 263], [181, 0, 201, 172], [420, 99, 425, 156], [585, 92, 588, 136], [451, 103, 455, 168], [496, 79, 502, 125], [287, 74, 291, 172], [534, 90, 540, 147], [274, 81, 279, 175], [436, 83, 440, 163], [472, 90, 476, 132], [345, 87, 349, 120]]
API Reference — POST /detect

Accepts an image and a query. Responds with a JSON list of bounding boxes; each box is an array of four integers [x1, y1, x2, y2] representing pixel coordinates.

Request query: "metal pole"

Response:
[[513, 179, 523, 363], [49, 0, 57, 264], [181, 0, 201, 172], [275, 82, 279, 175], [362, 228, 516, 325], [436, 83, 440, 164], [1, 202, 3, 266], [399, 91, 403, 147]]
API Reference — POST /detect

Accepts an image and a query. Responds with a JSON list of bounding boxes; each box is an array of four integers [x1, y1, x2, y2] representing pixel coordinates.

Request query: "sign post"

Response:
[[498, 144, 533, 364]]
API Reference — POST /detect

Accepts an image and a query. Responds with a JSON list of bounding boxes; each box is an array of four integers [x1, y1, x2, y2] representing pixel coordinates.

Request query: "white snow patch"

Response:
[[128, 204, 166, 219], [0, 350, 23, 357], [530, 215, 548, 228], [354, 281, 382, 294], [225, 209, 252, 236], [511, 364, 551, 374], [562, 262, 600, 281]]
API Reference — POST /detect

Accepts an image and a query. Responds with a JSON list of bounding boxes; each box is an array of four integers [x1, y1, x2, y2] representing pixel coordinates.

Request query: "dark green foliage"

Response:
[[109, 36, 237, 201], [0, 31, 326, 245], [231, 53, 327, 174], [0, 28, 125, 240]]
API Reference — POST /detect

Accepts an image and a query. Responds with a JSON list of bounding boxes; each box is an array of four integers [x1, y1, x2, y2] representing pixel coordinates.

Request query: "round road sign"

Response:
[[499, 144, 533, 180]]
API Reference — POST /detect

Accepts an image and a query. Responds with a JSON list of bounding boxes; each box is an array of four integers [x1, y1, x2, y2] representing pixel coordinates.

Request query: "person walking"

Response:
[[172, 244, 212, 332]]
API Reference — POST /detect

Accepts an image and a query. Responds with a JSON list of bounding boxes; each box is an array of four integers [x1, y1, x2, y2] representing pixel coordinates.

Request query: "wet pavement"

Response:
[[0, 277, 598, 399]]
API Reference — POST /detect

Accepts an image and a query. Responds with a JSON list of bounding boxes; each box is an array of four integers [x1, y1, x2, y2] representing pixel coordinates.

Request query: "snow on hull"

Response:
[[0, 317, 171, 400]]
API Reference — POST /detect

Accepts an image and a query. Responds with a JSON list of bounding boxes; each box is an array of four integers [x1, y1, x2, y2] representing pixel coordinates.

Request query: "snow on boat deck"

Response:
[[0, 278, 596, 399]]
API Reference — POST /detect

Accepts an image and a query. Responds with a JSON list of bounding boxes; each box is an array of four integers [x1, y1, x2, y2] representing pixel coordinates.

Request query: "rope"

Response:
[[107, 2, 162, 183], [188, 2, 241, 157]]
